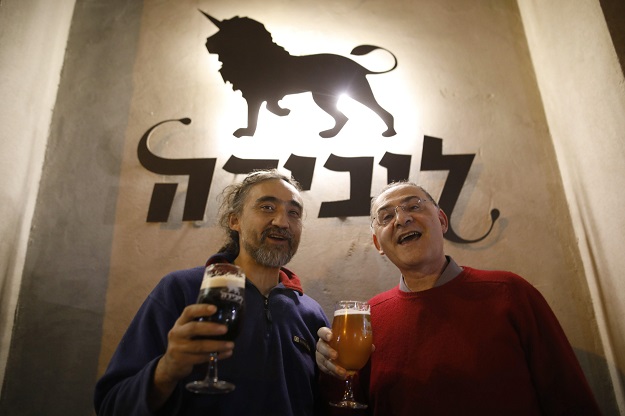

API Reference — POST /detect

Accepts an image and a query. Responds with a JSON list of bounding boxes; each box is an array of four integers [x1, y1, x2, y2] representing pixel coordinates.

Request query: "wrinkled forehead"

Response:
[[371, 184, 426, 214], [247, 178, 303, 207]]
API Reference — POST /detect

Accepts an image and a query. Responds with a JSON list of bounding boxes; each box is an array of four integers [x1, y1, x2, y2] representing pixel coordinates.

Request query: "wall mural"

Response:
[[138, 11, 500, 244]]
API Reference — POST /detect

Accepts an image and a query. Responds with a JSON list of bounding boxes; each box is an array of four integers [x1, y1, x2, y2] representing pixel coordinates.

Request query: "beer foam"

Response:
[[334, 308, 370, 316], [201, 274, 245, 290]]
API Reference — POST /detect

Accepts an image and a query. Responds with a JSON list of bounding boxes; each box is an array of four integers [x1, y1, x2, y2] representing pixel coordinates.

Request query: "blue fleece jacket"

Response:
[[94, 254, 329, 416]]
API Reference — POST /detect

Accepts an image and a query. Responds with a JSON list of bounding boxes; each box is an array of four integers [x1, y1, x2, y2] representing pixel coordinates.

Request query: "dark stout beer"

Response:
[[197, 273, 245, 341]]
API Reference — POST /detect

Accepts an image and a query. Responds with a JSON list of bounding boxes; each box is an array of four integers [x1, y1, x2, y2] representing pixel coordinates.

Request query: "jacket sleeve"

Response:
[[94, 274, 188, 416], [513, 276, 602, 415]]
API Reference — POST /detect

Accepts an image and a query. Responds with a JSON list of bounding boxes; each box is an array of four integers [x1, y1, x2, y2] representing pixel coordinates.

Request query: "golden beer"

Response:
[[330, 304, 372, 371]]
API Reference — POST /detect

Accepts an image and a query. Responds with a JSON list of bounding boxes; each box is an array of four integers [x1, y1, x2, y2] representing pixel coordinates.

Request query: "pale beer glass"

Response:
[[186, 263, 245, 394], [329, 300, 372, 409]]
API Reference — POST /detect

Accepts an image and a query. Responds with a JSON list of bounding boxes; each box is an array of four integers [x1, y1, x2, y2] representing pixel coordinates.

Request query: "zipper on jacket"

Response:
[[263, 297, 273, 323]]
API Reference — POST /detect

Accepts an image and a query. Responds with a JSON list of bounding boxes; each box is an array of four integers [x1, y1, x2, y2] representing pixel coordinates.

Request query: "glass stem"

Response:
[[341, 372, 356, 402], [205, 352, 219, 384]]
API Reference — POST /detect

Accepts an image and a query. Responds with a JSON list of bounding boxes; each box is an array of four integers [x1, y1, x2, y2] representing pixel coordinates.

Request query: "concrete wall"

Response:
[[1, 0, 624, 415], [0, 0, 76, 396], [0, 0, 141, 413], [518, 0, 625, 410]]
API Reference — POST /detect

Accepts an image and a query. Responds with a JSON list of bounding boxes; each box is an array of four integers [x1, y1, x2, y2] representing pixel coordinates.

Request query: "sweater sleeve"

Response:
[[94, 272, 194, 416], [511, 276, 601, 415]]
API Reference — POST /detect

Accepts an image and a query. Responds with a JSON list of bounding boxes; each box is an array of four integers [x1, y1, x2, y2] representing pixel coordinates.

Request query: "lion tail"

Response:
[[350, 44, 398, 73]]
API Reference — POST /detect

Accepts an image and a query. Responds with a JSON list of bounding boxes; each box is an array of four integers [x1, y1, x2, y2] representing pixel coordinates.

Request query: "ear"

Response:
[[438, 208, 449, 234], [372, 232, 385, 255], [228, 213, 241, 232]]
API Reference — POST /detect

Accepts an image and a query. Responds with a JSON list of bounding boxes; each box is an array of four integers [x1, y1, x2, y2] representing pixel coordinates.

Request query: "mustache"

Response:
[[260, 227, 293, 242]]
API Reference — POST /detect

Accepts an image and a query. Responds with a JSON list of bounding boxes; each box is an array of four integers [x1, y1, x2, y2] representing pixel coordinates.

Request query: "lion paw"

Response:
[[233, 128, 256, 137], [382, 128, 397, 137]]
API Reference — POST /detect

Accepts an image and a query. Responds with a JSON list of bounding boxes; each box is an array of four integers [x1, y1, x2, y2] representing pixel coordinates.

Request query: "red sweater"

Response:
[[363, 266, 601, 416]]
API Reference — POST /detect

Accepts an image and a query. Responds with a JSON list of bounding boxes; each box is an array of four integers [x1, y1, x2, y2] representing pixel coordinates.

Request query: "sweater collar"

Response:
[[399, 255, 463, 292], [206, 253, 304, 295]]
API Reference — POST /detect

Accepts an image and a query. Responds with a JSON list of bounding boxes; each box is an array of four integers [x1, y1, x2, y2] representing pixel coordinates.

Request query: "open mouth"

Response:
[[263, 228, 291, 243], [397, 231, 422, 245]]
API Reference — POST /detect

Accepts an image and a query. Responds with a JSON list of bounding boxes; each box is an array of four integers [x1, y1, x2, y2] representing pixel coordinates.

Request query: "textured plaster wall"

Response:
[[0, 0, 623, 415], [0, 0, 76, 395], [518, 0, 625, 410], [0, 0, 142, 414]]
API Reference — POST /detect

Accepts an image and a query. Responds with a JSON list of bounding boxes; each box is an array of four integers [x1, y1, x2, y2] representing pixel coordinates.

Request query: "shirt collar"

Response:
[[399, 256, 462, 292]]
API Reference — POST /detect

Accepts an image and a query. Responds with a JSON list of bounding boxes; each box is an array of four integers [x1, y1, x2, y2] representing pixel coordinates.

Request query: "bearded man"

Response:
[[95, 169, 329, 416]]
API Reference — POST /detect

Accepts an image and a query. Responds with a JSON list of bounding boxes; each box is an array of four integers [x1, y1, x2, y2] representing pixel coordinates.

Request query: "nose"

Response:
[[394, 206, 412, 226], [271, 206, 290, 228]]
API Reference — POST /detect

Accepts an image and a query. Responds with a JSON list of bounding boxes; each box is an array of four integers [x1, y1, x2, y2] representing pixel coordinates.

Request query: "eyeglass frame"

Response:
[[371, 196, 437, 228]]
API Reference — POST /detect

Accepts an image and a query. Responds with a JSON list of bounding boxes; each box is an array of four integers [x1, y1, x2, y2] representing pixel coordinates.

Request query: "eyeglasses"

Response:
[[372, 197, 434, 227]]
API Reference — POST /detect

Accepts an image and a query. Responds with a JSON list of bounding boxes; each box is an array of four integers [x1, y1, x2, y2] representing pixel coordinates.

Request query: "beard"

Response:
[[243, 227, 299, 268]]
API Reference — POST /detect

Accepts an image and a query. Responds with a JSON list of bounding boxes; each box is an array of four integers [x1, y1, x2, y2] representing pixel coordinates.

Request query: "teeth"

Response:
[[399, 231, 422, 244]]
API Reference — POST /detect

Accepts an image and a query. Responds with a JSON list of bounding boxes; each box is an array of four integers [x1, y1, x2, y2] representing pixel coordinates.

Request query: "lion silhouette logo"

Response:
[[200, 11, 397, 138]]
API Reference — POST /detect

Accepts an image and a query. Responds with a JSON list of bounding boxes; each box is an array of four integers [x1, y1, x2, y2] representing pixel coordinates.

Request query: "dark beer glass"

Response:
[[329, 300, 372, 409], [186, 263, 245, 394]]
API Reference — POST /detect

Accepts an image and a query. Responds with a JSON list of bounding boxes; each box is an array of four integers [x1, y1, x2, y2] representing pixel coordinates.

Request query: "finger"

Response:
[[317, 326, 332, 341], [216, 349, 234, 360], [179, 304, 217, 324], [315, 350, 331, 373], [316, 351, 347, 379], [191, 339, 235, 356], [158, 340, 235, 382], [187, 344, 234, 365], [188, 320, 229, 339], [169, 315, 228, 345], [316, 337, 337, 360]]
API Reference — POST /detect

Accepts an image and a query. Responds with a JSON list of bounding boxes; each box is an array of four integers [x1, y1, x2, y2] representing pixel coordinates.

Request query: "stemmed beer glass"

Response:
[[186, 263, 246, 394], [329, 300, 373, 409]]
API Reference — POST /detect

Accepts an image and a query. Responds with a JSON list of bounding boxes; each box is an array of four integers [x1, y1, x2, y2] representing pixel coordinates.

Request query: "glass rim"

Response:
[[204, 263, 246, 278], [334, 300, 370, 310]]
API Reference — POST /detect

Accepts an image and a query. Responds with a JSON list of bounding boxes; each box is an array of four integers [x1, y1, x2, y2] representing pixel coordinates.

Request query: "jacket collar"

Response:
[[206, 253, 304, 295]]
